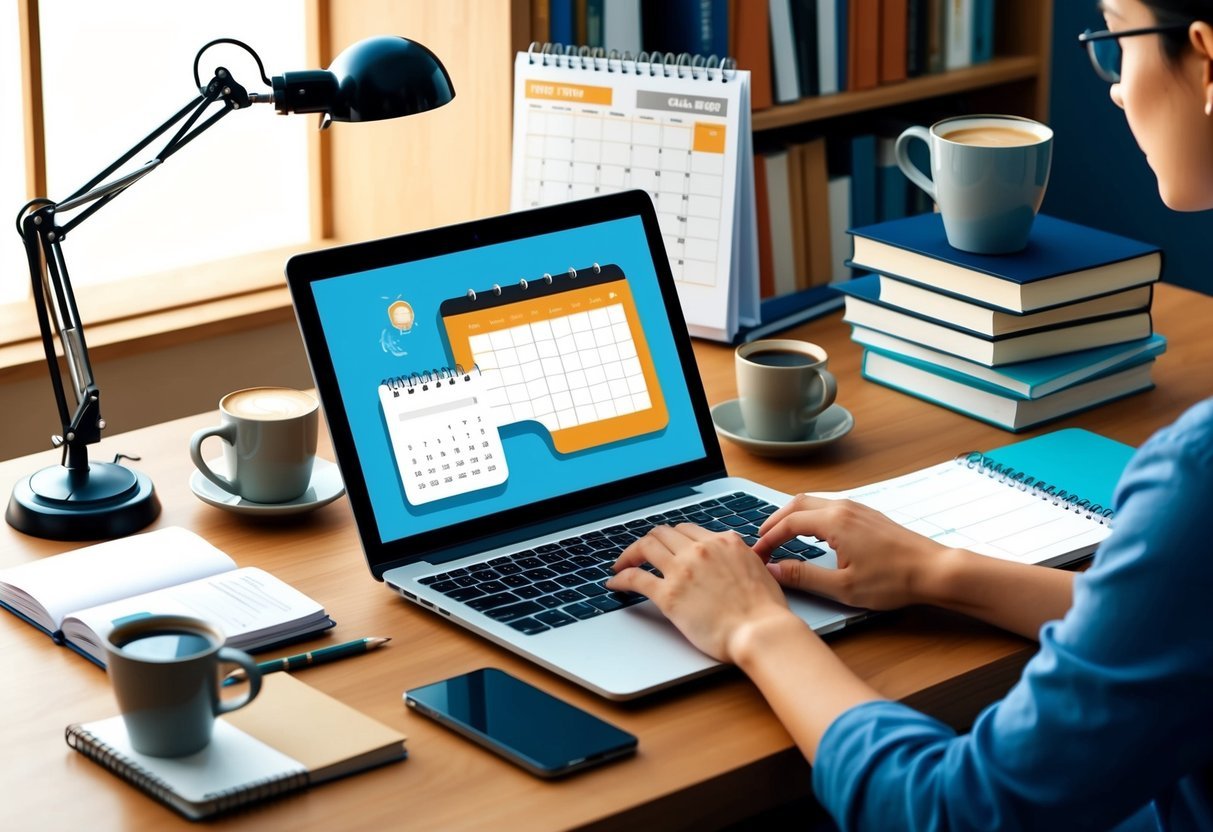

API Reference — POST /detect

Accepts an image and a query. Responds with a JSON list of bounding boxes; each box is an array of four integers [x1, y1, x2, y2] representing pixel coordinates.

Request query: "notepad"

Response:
[[66, 673, 407, 820]]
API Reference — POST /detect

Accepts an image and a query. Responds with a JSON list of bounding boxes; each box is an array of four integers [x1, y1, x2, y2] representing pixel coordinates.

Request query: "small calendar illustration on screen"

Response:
[[379, 368, 509, 506]]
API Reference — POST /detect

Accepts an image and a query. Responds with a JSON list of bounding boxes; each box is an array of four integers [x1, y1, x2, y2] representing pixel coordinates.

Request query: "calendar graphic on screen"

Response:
[[379, 368, 509, 506], [510, 49, 758, 343], [439, 264, 668, 455]]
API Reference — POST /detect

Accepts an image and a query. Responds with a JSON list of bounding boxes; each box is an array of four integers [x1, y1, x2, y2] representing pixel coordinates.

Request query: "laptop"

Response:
[[286, 190, 863, 699]]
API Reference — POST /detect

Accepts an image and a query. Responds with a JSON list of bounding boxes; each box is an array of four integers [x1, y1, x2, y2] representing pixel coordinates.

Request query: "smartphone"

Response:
[[404, 667, 638, 778]]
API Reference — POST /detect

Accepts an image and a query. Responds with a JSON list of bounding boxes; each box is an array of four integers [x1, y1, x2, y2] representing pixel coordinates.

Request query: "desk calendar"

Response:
[[379, 369, 508, 506], [510, 48, 759, 342]]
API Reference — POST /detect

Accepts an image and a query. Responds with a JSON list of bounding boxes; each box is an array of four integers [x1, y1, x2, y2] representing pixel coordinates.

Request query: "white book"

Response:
[[828, 175, 853, 283], [816, 0, 840, 95], [0, 527, 332, 666], [765, 150, 798, 296], [602, 0, 642, 54], [769, 0, 802, 103], [944, 0, 974, 69]]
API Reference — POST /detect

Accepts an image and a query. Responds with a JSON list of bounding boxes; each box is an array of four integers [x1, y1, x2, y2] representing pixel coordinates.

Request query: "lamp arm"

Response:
[[19, 62, 264, 469]]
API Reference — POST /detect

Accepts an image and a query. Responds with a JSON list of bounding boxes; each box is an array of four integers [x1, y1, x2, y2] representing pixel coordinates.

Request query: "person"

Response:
[[606, 1, 1213, 829]]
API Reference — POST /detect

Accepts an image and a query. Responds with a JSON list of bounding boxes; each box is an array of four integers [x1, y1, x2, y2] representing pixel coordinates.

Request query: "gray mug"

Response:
[[104, 614, 261, 757], [736, 340, 837, 442], [190, 387, 319, 504], [895, 114, 1053, 254]]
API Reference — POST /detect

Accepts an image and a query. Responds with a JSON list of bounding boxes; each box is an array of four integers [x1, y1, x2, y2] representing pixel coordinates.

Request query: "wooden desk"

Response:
[[3, 283, 1209, 831]]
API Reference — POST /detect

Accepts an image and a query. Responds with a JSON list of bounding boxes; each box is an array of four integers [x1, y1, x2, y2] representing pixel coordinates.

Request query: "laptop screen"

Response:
[[289, 192, 723, 577]]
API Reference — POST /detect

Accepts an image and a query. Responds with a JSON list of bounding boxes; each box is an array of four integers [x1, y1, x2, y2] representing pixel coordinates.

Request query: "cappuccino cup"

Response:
[[736, 340, 837, 442], [895, 114, 1053, 254], [104, 615, 261, 757], [190, 387, 318, 504]]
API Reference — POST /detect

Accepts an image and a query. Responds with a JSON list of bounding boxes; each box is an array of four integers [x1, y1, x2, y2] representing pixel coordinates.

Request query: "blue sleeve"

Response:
[[812, 401, 1213, 831]]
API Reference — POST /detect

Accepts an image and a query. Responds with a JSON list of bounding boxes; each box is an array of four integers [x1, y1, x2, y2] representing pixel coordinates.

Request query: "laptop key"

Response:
[[582, 529, 606, 540], [522, 567, 557, 581], [608, 590, 646, 606], [576, 582, 608, 597], [586, 595, 624, 613], [555, 589, 586, 604], [501, 574, 530, 588], [719, 515, 749, 527], [536, 609, 577, 627], [418, 575, 442, 585], [453, 575, 478, 587], [467, 591, 521, 611], [495, 563, 523, 575], [430, 580, 460, 593], [470, 569, 501, 581], [538, 552, 566, 564], [703, 520, 730, 532], [536, 595, 565, 609], [559, 536, 583, 546], [446, 586, 486, 602], [577, 566, 611, 581], [514, 585, 543, 599], [556, 574, 586, 588], [587, 538, 616, 550], [507, 617, 550, 635], [604, 525, 628, 535], [516, 557, 544, 569], [534, 580, 562, 594], [447, 567, 470, 578], [570, 555, 598, 568], [563, 602, 602, 620], [478, 580, 508, 594], [536, 543, 561, 554], [705, 505, 733, 518], [485, 600, 544, 622], [550, 560, 580, 575], [741, 509, 768, 522], [487, 556, 511, 566]]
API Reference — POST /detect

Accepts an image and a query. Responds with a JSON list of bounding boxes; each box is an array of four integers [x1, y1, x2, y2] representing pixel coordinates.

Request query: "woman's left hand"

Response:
[[606, 524, 797, 663]]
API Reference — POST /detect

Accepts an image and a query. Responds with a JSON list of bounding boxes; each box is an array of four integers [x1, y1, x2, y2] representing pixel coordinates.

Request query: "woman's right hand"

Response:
[[753, 494, 956, 611]]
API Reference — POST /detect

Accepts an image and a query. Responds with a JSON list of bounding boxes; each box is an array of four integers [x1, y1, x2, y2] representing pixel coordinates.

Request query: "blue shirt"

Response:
[[813, 399, 1213, 831]]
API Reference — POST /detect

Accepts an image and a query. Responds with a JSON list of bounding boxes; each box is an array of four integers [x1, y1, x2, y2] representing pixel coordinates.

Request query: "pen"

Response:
[[224, 637, 391, 685]]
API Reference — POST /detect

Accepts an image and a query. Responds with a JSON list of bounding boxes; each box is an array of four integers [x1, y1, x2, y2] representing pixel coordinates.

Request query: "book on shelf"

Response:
[[735, 0, 773, 109], [879, 0, 909, 84], [0, 526, 334, 667], [861, 349, 1156, 432], [869, 275, 1154, 337], [848, 213, 1163, 313], [818, 428, 1134, 566], [768, 0, 801, 103], [849, 326, 1168, 398], [840, 274, 1154, 365], [66, 673, 407, 821]]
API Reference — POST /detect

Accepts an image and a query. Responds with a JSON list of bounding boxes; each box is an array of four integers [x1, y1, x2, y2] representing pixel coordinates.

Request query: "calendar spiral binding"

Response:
[[955, 451, 1116, 527], [380, 364, 480, 393], [464, 263, 602, 302], [526, 41, 737, 81]]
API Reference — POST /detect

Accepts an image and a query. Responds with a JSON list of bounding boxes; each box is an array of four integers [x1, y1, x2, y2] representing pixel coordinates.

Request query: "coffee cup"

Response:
[[104, 614, 262, 757], [190, 387, 319, 504], [736, 340, 837, 442], [895, 114, 1053, 254]]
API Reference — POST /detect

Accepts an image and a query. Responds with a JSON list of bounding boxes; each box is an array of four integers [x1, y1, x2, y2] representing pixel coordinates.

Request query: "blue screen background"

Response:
[[310, 216, 707, 543]]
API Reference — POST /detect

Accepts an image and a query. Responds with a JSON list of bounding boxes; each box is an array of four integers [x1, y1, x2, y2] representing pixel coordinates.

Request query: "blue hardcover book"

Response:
[[551, 0, 575, 45], [971, 0, 994, 63], [642, 0, 728, 57], [850, 325, 1168, 398], [849, 134, 878, 229], [848, 213, 1164, 313], [876, 137, 908, 222], [837, 0, 849, 89]]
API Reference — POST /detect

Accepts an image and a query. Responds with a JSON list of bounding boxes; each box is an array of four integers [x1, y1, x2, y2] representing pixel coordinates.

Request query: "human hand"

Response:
[[606, 524, 798, 664], [753, 495, 953, 610]]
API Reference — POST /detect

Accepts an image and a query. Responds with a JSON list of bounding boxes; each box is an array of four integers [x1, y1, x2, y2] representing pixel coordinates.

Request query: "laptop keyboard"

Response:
[[416, 492, 827, 636]]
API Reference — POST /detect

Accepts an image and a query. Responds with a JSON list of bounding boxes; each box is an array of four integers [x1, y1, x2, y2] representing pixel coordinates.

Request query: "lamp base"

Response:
[[6, 461, 160, 541]]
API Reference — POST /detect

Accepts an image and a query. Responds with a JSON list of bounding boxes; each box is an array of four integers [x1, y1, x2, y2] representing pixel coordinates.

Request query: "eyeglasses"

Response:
[[1078, 24, 1193, 83]]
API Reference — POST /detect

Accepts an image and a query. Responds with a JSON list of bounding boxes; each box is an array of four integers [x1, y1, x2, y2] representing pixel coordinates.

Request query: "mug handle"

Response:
[[801, 368, 838, 423], [214, 646, 262, 714], [895, 125, 936, 202], [189, 424, 239, 495]]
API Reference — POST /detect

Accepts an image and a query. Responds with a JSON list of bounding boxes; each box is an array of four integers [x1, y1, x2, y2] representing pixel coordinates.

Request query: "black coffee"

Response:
[[747, 350, 815, 367], [119, 630, 214, 661]]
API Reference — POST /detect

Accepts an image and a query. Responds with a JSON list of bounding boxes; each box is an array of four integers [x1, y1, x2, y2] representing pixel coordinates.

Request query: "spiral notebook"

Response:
[[65, 673, 407, 820], [822, 428, 1136, 567], [511, 46, 759, 342]]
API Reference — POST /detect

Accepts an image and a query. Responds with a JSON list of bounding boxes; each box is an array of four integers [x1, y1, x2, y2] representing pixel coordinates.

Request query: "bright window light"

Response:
[[38, 0, 310, 289], [0, 10, 27, 304]]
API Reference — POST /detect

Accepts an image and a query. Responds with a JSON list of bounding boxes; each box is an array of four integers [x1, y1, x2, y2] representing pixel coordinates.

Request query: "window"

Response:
[[1, 9, 27, 304], [3, 0, 311, 330]]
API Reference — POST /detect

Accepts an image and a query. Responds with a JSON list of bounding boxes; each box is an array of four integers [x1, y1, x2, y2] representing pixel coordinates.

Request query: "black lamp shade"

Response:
[[273, 36, 455, 122]]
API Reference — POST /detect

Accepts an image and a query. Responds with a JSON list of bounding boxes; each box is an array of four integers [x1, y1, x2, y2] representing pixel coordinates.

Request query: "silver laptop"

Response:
[[286, 190, 862, 700]]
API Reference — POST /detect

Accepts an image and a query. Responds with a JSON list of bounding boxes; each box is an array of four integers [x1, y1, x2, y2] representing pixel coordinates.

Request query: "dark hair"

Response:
[[1142, 1, 1209, 59]]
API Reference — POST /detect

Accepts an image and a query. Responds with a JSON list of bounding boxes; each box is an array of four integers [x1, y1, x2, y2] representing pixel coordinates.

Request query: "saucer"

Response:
[[190, 457, 346, 516], [710, 400, 854, 458]]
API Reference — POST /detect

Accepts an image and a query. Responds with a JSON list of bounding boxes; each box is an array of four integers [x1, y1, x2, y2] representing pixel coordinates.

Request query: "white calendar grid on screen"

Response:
[[520, 108, 724, 289], [469, 304, 652, 435]]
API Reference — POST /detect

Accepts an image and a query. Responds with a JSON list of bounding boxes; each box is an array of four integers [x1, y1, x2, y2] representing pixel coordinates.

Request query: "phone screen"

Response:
[[405, 667, 637, 776]]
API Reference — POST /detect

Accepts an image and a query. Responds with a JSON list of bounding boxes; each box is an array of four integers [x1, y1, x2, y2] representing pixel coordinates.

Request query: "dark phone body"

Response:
[[404, 667, 638, 777]]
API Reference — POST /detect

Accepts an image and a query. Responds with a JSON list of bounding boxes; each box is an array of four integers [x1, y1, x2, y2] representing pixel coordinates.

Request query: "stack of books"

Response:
[[840, 213, 1166, 431]]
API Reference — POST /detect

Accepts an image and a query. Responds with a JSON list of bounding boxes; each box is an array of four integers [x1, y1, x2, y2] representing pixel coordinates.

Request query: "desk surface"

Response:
[[3, 283, 1209, 831]]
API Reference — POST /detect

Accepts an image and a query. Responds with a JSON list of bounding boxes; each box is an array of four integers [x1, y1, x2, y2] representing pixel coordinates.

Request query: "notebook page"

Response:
[[823, 461, 1110, 565], [0, 527, 235, 632]]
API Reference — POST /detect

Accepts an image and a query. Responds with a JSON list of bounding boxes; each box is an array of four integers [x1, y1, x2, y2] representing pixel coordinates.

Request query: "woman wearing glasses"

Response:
[[608, 1, 1213, 829]]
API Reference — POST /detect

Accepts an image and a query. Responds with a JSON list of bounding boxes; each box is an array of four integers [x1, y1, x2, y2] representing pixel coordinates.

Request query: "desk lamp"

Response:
[[7, 35, 454, 541]]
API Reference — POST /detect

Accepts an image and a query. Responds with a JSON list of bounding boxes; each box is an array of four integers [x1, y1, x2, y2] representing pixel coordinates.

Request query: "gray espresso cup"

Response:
[[736, 340, 837, 442], [895, 114, 1053, 254], [190, 387, 319, 504], [104, 615, 261, 757]]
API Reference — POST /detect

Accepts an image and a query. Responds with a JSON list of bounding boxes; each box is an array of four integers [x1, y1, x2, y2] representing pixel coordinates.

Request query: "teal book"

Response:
[[850, 326, 1168, 398], [981, 428, 1137, 514], [847, 213, 1163, 313]]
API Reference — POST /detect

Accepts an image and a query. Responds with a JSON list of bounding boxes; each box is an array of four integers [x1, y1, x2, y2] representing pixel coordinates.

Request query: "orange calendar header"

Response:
[[693, 123, 726, 154], [525, 80, 613, 106]]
